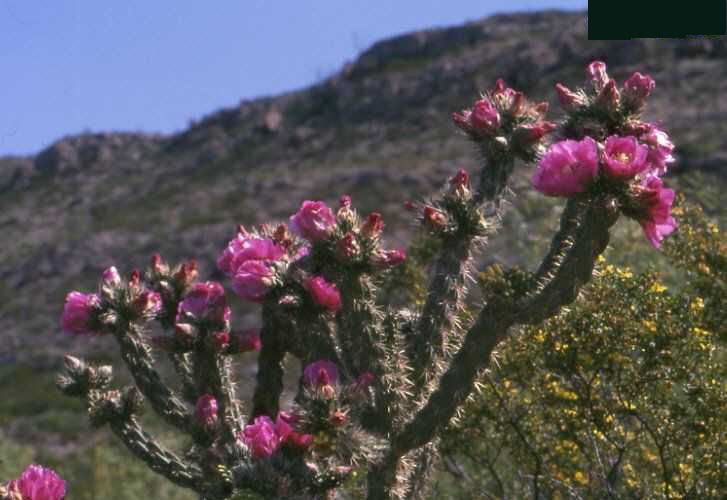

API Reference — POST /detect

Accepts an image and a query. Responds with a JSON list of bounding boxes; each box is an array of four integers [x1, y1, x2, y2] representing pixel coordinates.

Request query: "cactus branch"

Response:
[[115, 322, 193, 431], [108, 415, 204, 491], [251, 304, 287, 418]]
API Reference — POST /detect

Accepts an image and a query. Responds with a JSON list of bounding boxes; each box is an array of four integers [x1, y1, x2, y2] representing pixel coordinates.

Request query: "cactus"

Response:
[[52, 61, 678, 500]]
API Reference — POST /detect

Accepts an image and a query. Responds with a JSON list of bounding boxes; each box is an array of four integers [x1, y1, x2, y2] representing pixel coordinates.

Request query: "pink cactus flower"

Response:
[[632, 175, 678, 248], [602, 135, 650, 180], [61, 291, 100, 335], [177, 282, 229, 323], [532, 137, 600, 197], [195, 394, 218, 427], [623, 72, 655, 106], [304, 276, 342, 313], [232, 261, 275, 303], [289, 200, 336, 242], [587, 60, 610, 90], [218, 234, 284, 277], [9, 464, 66, 500], [240, 416, 280, 459], [303, 360, 339, 387], [641, 125, 675, 175]]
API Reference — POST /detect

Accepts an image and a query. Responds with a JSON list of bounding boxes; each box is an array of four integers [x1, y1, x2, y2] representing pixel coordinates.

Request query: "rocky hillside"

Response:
[[2, 10, 726, 366]]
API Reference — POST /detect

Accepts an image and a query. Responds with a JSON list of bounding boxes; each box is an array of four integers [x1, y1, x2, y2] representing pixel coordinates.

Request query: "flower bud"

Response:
[[304, 360, 339, 387], [623, 72, 655, 109], [174, 260, 198, 288], [132, 290, 162, 319], [61, 292, 101, 335], [150, 253, 168, 275], [361, 213, 384, 238], [587, 60, 610, 91], [509, 91, 525, 116], [423, 206, 447, 229], [329, 409, 348, 427], [102, 266, 121, 287], [129, 269, 141, 288], [64, 355, 85, 375], [231, 329, 262, 353], [470, 98, 501, 133], [555, 83, 585, 111], [375, 249, 407, 268], [351, 372, 375, 393], [195, 394, 219, 428], [449, 168, 470, 197], [304, 276, 342, 313], [339, 194, 352, 209], [512, 121, 557, 147], [596, 79, 620, 112], [337, 232, 360, 260]]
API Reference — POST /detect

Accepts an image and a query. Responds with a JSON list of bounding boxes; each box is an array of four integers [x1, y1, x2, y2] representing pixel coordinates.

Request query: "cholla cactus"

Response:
[[56, 61, 678, 499]]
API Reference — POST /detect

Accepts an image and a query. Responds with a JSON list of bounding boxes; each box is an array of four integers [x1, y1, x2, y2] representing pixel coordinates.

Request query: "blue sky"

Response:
[[0, 1, 586, 156]]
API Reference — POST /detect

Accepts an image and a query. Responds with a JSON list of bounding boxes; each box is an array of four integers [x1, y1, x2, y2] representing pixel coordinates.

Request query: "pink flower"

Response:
[[10, 464, 66, 500], [61, 292, 100, 335], [132, 290, 162, 319], [177, 282, 229, 323], [304, 276, 342, 313], [632, 176, 678, 248], [602, 135, 650, 180], [195, 395, 218, 427], [532, 137, 599, 197], [289, 200, 336, 242], [240, 416, 280, 459], [303, 360, 339, 387], [218, 234, 284, 277], [623, 72, 655, 107], [641, 125, 675, 175], [232, 261, 275, 303]]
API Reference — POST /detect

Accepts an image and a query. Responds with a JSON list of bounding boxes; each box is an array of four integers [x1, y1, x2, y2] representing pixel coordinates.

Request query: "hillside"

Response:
[[1, 12, 726, 496]]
